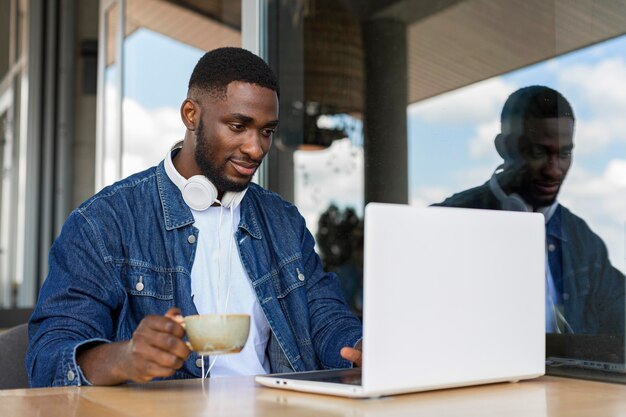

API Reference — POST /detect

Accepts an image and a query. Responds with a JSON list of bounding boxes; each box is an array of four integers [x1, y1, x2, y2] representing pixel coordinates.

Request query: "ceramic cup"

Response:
[[183, 314, 251, 355]]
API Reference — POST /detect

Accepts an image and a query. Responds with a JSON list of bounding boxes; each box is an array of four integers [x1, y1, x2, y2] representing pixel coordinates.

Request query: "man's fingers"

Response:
[[340, 347, 362, 367], [125, 341, 186, 383], [165, 307, 185, 324], [133, 323, 189, 360], [140, 314, 186, 338]]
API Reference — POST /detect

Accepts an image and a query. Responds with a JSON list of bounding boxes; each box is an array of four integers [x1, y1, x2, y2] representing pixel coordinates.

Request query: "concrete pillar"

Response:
[[363, 18, 408, 204]]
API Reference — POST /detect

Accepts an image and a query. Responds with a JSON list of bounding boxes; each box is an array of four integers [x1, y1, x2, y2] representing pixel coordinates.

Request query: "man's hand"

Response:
[[77, 307, 191, 385], [340, 340, 362, 367]]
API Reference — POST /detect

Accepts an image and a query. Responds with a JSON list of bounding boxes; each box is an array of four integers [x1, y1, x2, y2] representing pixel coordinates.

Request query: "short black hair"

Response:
[[188, 47, 279, 99], [501, 85, 574, 134]]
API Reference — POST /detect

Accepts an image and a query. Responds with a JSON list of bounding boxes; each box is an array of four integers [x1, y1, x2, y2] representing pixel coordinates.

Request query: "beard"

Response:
[[194, 119, 249, 193]]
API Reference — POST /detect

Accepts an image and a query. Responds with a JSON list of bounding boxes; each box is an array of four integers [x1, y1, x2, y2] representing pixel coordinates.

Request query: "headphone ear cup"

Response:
[[502, 193, 528, 212], [182, 175, 218, 211], [489, 173, 528, 212]]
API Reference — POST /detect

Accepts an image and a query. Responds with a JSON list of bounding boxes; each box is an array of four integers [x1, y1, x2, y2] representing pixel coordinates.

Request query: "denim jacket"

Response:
[[435, 180, 625, 334], [27, 161, 362, 387]]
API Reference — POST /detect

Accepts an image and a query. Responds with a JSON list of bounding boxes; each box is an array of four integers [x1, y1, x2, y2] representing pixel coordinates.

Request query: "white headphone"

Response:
[[488, 172, 528, 212], [489, 170, 559, 222], [164, 149, 247, 211]]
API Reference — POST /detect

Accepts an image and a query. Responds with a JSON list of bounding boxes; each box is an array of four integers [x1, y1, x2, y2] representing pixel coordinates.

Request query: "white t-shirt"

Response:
[[190, 205, 271, 377]]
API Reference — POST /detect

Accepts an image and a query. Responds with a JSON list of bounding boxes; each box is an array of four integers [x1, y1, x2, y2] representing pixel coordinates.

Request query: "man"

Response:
[[27, 47, 362, 387], [436, 85, 624, 334]]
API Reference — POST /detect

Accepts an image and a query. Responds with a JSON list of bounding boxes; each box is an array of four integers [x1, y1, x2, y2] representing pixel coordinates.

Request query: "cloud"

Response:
[[468, 120, 501, 161], [408, 77, 516, 124], [572, 117, 626, 156], [558, 57, 626, 155], [605, 159, 626, 188], [121, 99, 183, 177], [560, 57, 626, 117], [294, 139, 364, 236]]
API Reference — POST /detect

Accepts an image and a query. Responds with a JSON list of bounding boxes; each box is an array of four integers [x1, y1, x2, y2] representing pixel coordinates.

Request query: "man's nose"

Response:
[[240, 131, 266, 160], [543, 154, 564, 178]]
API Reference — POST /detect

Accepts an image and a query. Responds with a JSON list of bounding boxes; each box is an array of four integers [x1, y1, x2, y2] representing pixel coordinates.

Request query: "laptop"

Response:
[[546, 333, 626, 373], [256, 203, 546, 397]]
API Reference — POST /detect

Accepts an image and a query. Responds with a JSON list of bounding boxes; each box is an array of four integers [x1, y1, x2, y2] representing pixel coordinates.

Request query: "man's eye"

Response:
[[261, 129, 275, 137], [230, 124, 245, 131], [530, 147, 547, 158], [560, 150, 572, 158]]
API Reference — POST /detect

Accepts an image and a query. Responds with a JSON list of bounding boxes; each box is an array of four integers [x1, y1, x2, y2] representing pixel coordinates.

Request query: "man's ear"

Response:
[[181, 99, 198, 131], [495, 132, 526, 174], [494, 133, 509, 161]]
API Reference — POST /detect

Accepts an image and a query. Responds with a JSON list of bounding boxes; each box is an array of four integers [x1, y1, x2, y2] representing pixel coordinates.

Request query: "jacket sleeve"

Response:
[[592, 240, 625, 334], [299, 218, 363, 369], [26, 210, 124, 387]]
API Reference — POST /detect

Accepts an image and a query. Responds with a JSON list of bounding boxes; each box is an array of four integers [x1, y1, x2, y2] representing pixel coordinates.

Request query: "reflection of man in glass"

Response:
[[436, 85, 624, 334]]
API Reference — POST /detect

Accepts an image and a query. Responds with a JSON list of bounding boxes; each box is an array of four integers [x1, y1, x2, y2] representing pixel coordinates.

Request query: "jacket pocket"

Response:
[[274, 257, 306, 299], [273, 258, 313, 348], [122, 266, 174, 300]]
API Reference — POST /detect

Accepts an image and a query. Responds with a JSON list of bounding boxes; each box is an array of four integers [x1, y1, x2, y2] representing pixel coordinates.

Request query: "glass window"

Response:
[[269, 0, 625, 381], [0, 0, 27, 310], [97, 0, 242, 188]]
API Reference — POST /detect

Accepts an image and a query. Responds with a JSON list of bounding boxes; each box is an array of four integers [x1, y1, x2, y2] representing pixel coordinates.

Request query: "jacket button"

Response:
[[67, 370, 76, 381], [196, 358, 204, 368], [548, 243, 556, 252], [188, 235, 196, 244], [135, 281, 144, 291]]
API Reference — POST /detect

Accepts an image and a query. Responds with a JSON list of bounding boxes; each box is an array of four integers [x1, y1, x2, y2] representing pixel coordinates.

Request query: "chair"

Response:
[[0, 323, 29, 389]]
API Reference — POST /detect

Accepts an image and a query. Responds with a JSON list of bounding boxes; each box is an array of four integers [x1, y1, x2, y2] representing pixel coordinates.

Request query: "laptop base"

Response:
[[546, 365, 626, 385]]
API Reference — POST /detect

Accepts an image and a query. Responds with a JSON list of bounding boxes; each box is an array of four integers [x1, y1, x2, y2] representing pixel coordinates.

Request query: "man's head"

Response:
[[179, 47, 280, 194], [495, 86, 575, 208]]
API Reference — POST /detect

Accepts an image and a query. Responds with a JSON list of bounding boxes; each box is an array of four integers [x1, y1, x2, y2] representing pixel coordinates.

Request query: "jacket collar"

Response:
[[156, 160, 263, 240], [237, 184, 262, 240], [546, 205, 567, 242], [156, 161, 195, 230]]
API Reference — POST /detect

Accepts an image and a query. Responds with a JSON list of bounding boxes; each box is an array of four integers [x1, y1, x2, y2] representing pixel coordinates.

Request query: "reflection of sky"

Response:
[[120, 29, 203, 177], [409, 35, 626, 273], [124, 28, 202, 110]]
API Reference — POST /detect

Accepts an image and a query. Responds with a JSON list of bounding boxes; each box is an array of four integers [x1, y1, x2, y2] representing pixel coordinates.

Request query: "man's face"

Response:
[[509, 117, 575, 208], [193, 81, 279, 193]]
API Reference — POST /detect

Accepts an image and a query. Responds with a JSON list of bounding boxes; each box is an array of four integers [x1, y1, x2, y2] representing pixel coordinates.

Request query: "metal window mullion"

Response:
[[116, 0, 125, 182], [242, 0, 268, 188], [54, 0, 76, 235], [38, 0, 59, 296], [16, 0, 44, 305]]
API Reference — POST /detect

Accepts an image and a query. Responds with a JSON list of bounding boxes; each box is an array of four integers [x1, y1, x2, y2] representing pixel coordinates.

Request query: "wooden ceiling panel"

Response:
[[125, 0, 240, 53], [407, 0, 626, 103]]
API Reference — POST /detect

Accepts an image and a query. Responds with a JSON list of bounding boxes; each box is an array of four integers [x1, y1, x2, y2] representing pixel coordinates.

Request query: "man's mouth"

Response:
[[230, 160, 259, 177], [533, 181, 561, 196]]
